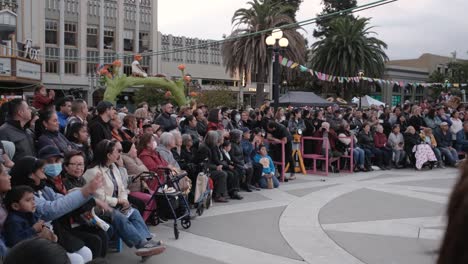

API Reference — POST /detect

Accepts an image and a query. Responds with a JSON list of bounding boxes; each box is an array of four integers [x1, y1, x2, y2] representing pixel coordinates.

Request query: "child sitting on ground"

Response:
[[3, 185, 57, 247], [254, 145, 279, 189]]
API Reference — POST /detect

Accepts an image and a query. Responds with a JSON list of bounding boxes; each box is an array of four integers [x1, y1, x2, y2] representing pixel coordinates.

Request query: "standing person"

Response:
[[266, 121, 295, 180], [239, 111, 252, 130], [88, 101, 114, 151], [32, 86, 55, 111], [153, 102, 177, 132], [288, 108, 306, 135], [83, 140, 166, 258], [0, 99, 35, 162], [55, 97, 73, 133], [387, 124, 406, 168]]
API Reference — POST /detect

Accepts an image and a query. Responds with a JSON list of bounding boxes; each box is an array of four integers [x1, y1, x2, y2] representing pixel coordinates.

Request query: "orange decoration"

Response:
[[164, 91, 172, 98], [184, 75, 192, 83], [178, 64, 186, 71], [112, 60, 122, 67], [189, 92, 198, 97]]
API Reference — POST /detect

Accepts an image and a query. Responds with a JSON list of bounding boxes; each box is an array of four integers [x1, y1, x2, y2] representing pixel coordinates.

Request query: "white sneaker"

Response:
[[135, 240, 166, 257]]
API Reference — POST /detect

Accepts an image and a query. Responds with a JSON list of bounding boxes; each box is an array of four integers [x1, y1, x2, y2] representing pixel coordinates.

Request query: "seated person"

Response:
[[254, 145, 279, 189], [83, 139, 166, 258], [4, 186, 58, 247]]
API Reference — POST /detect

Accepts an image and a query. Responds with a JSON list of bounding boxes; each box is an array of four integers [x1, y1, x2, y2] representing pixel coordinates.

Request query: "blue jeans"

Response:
[[353, 147, 365, 166], [259, 175, 279, 188], [432, 147, 442, 161], [437, 147, 459, 165], [111, 208, 151, 248]]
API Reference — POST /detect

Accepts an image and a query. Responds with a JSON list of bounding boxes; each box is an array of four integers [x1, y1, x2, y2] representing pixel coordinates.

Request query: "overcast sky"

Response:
[[158, 0, 468, 60]]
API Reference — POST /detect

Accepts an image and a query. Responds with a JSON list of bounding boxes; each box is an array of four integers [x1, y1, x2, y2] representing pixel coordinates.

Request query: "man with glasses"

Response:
[[88, 101, 115, 151], [154, 101, 177, 132]]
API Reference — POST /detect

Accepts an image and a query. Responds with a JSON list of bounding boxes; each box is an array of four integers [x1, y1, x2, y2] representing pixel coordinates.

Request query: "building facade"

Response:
[[0, 0, 249, 107]]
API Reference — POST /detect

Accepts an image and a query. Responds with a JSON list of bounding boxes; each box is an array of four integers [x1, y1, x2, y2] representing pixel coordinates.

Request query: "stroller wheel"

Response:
[[174, 226, 179, 240], [181, 219, 191, 229]]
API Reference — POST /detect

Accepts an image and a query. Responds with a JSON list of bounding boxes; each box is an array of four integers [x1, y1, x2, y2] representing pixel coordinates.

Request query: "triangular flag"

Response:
[[291, 63, 299, 69], [281, 58, 288, 66], [299, 65, 307, 72], [308, 69, 314, 77], [317, 72, 322, 80], [286, 60, 293, 67]]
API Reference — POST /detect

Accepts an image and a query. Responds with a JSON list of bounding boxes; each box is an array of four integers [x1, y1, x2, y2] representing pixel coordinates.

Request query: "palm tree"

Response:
[[310, 17, 388, 99], [222, 0, 306, 107]]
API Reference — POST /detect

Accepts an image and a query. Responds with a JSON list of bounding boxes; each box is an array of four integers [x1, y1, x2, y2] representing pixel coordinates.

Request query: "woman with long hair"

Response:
[[36, 110, 74, 154], [83, 139, 166, 258], [207, 108, 224, 132], [65, 122, 93, 166]]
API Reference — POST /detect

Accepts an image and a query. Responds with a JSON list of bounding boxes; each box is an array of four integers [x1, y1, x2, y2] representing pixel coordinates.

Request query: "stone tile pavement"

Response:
[[106, 167, 458, 264]]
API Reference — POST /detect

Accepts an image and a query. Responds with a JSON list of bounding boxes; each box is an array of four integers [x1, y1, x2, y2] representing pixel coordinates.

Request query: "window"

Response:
[[45, 47, 59, 73], [64, 23, 77, 46], [46, 61, 58, 73], [64, 49, 78, 74], [87, 63, 97, 75], [123, 66, 132, 76], [45, 20, 58, 44], [104, 28, 114, 50], [65, 62, 77, 74], [139, 32, 149, 52], [87, 26, 98, 48], [123, 30, 134, 51]]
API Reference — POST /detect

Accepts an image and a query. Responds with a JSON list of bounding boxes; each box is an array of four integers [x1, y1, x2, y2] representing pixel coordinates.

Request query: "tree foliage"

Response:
[[198, 86, 237, 109], [222, 0, 306, 107], [134, 87, 177, 107], [271, 0, 303, 21], [313, 0, 357, 38], [311, 17, 388, 78]]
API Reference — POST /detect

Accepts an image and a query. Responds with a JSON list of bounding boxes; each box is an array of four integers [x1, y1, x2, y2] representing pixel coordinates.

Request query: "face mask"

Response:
[[281, 116, 286, 121], [44, 163, 63, 178], [235, 114, 241, 122]]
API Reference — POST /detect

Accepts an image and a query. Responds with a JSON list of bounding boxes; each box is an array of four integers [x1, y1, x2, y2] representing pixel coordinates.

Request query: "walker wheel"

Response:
[[181, 219, 191, 229]]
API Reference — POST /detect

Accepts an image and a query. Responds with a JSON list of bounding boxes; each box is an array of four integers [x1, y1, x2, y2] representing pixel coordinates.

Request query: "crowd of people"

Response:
[[0, 86, 467, 263]]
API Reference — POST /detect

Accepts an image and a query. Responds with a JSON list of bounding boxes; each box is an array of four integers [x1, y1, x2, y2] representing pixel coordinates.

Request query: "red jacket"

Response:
[[373, 132, 387, 148], [138, 148, 168, 190], [207, 121, 224, 132], [312, 129, 338, 154], [32, 93, 53, 110]]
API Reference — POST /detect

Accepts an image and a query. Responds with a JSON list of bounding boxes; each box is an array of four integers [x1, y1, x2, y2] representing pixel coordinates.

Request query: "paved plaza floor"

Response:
[[107, 167, 458, 264]]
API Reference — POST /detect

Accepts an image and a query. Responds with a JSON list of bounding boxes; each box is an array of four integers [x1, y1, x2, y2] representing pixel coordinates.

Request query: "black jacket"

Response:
[[0, 120, 35, 162], [88, 116, 112, 150], [154, 112, 177, 132], [229, 141, 245, 167]]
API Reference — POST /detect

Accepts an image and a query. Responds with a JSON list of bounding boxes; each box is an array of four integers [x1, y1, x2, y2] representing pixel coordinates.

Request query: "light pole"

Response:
[[445, 79, 449, 93], [266, 29, 289, 110], [358, 69, 365, 109]]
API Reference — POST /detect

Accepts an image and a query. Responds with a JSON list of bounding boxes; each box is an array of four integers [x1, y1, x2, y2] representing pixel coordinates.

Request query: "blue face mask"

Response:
[[44, 163, 63, 178]]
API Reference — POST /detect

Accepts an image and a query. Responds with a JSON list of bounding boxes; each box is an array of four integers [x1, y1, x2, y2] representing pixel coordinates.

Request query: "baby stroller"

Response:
[[193, 161, 213, 216], [412, 143, 437, 170], [132, 169, 192, 239]]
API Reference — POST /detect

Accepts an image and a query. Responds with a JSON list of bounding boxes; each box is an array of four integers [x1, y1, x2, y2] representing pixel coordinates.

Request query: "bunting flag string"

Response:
[[279, 56, 468, 88]]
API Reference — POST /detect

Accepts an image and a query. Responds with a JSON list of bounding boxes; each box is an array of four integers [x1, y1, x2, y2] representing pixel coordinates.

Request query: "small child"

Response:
[[254, 145, 279, 189], [3, 185, 57, 248]]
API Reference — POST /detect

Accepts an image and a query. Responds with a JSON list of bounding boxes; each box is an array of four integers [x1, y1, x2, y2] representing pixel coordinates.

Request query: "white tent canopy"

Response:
[[352, 95, 385, 107]]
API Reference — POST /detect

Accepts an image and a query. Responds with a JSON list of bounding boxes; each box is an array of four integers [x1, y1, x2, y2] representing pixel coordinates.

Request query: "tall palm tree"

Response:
[[222, 0, 306, 107], [310, 17, 388, 99]]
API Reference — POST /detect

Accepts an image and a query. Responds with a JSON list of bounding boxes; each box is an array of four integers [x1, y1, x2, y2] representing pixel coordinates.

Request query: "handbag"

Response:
[[267, 177, 274, 189]]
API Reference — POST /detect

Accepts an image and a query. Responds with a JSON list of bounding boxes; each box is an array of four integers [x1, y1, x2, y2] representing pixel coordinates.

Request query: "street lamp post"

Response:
[[358, 70, 365, 109], [266, 29, 289, 110], [445, 79, 449, 93]]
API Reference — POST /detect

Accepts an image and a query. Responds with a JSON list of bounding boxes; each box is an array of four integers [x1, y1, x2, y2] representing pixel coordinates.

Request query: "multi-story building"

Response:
[[0, 0, 248, 107]]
